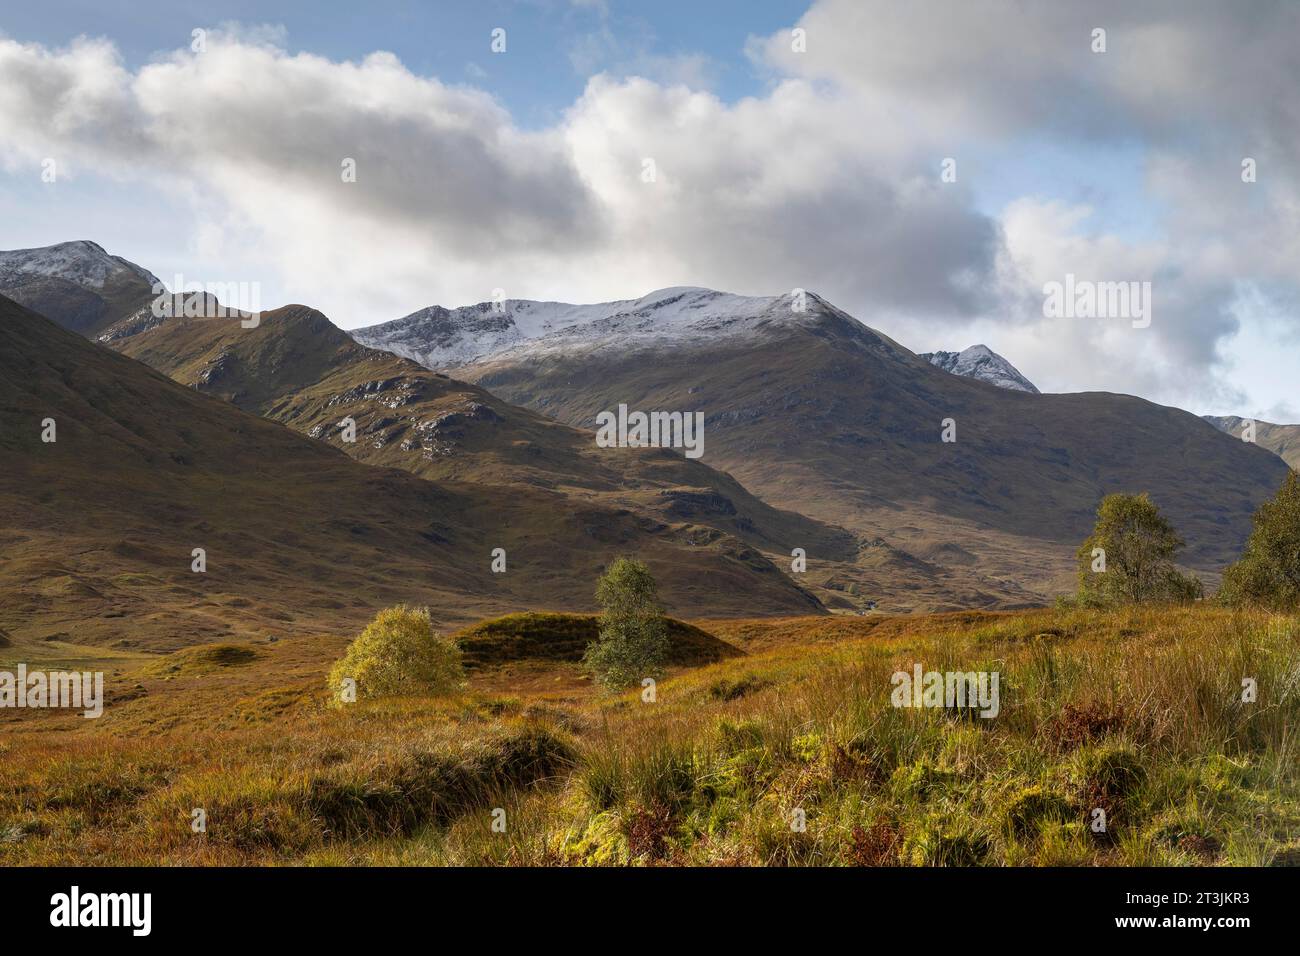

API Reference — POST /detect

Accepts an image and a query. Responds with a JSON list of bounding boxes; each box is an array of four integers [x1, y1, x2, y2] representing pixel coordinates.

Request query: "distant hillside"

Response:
[[101, 298, 1034, 612], [919, 345, 1039, 393], [1204, 415, 1300, 470], [355, 287, 1290, 602], [98, 302, 844, 569]]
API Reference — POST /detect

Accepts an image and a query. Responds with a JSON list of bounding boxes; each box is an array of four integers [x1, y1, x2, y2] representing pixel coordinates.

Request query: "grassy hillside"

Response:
[[1206, 415, 1300, 470], [2, 605, 1296, 866], [102, 305, 851, 561], [101, 305, 856, 613]]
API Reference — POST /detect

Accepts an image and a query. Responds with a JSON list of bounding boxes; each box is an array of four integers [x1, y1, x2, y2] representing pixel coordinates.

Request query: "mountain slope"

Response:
[[1204, 415, 1300, 470], [0, 295, 825, 651], [0, 240, 158, 337], [100, 302, 850, 569], [919, 345, 1039, 393], [354, 287, 1290, 601], [103, 298, 1042, 612]]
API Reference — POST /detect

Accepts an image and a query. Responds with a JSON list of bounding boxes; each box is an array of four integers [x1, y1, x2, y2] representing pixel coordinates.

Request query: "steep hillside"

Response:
[[0, 295, 826, 651], [102, 301, 855, 587], [101, 304, 829, 544]]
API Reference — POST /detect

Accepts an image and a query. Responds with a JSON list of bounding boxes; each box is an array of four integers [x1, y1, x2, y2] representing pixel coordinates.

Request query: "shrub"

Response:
[[1076, 493, 1203, 605], [327, 605, 463, 703], [1219, 471, 1300, 609], [583, 557, 670, 689]]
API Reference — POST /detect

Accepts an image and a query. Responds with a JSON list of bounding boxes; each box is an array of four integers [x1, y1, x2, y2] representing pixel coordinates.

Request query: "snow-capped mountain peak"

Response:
[[0, 239, 159, 290], [352, 286, 822, 369], [919, 345, 1039, 393]]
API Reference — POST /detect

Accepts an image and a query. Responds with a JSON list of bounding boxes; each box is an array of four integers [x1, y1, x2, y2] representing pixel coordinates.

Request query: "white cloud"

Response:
[[969, 197, 1245, 409], [0, 28, 1000, 324]]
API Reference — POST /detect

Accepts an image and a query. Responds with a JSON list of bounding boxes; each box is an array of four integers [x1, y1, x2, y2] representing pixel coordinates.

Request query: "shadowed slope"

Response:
[[0, 240, 157, 337]]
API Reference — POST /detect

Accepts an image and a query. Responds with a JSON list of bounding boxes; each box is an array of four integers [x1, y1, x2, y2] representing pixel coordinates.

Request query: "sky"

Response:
[[1, 0, 1298, 419]]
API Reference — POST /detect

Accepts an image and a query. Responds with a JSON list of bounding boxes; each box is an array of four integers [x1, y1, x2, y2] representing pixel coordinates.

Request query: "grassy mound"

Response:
[[140, 643, 261, 679], [453, 612, 742, 668]]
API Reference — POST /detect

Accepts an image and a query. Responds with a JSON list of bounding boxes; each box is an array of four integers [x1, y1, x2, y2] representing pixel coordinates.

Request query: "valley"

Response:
[[1, 241, 1297, 872]]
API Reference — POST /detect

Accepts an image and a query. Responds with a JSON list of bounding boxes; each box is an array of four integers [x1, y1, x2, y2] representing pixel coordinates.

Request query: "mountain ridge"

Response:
[[353, 287, 1289, 602], [352, 286, 869, 368], [100, 300, 1019, 613], [5, 242, 1286, 612]]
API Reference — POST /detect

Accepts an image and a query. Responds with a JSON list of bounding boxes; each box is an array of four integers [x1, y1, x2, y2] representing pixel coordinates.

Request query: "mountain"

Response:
[[354, 287, 1291, 601], [0, 240, 157, 337], [100, 294, 1043, 612], [919, 345, 1039, 393], [1204, 415, 1300, 470], [0, 294, 825, 652], [97, 300, 848, 578], [8, 244, 941, 613]]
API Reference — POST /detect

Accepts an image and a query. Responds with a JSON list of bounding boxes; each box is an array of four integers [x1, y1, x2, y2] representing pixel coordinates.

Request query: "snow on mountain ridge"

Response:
[[353, 286, 817, 368], [920, 345, 1039, 393], [0, 240, 159, 290]]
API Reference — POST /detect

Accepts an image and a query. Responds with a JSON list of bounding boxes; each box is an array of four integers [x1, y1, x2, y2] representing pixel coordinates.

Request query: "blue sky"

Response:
[[4, 0, 807, 124]]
